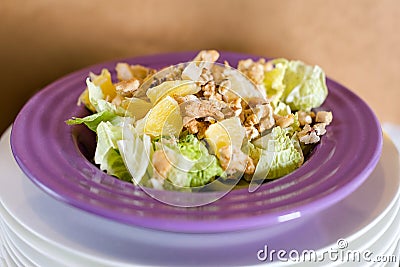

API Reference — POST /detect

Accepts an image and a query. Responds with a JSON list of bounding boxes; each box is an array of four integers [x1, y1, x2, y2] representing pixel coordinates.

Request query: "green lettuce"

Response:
[[252, 126, 303, 179], [264, 59, 287, 105], [86, 78, 128, 115], [94, 121, 131, 181], [178, 134, 225, 187], [281, 60, 328, 111], [66, 110, 119, 132], [117, 125, 152, 184], [155, 135, 224, 188]]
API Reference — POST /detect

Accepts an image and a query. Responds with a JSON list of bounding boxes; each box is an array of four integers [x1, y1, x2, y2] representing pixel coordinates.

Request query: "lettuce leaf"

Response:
[[94, 121, 131, 181], [117, 125, 152, 184], [66, 110, 119, 132], [264, 59, 288, 105], [86, 78, 127, 115], [178, 134, 225, 187], [252, 126, 303, 179], [281, 61, 328, 111]]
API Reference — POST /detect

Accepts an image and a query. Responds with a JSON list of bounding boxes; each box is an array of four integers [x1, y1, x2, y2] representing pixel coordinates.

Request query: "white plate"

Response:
[[0, 127, 399, 266]]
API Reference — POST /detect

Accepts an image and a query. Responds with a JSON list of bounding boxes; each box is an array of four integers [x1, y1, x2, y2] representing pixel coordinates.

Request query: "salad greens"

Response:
[[66, 50, 332, 191]]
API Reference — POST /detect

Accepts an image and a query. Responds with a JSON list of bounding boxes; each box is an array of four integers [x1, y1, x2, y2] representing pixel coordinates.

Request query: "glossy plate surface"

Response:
[[10, 52, 382, 233], [2, 129, 398, 266]]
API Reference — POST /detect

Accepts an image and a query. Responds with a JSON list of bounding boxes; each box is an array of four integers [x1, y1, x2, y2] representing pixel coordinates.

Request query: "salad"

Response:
[[67, 50, 332, 191]]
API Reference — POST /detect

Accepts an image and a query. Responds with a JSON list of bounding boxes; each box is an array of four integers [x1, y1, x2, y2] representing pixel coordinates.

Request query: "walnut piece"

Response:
[[316, 111, 333, 125], [246, 126, 259, 140], [275, 114, 295, 128], [237, 58, 269, 85], [313, 123, 327, 136], [299, 131, 320, 144], [298, 111, 314, 126], [193, 50, 220, 64], [184, 119, 210, 139]]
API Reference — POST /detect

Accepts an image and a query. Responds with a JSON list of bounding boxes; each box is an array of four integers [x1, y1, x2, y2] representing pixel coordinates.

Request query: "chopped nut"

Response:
[[193, 50, 220, 64], [275, 114, 295, 128], [245, 156, 255, 175], [244, 113, 259, 127], [218, 79, 231, 95], [316, 111, 333, 125], [115, 79, 140, 97], [202, 80, 216, 98], [297, 124, 312, 139], [199, 68, 214, 83], [298, 111, 313, 126], [229, 98, 243, 117], [313, 123, 327, 136], [152, 150, 172, 180], [196, 121, 210, 139], [246, 126, 259, 140], [185, 119, 200, 134], [299, 131, 320, 144], [184, 119, 210, 139], [237, 58, 270, 85]]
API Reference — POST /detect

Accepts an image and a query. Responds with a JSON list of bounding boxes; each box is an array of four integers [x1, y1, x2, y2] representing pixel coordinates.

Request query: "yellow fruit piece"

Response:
[[205, 117, 245, 156], [144, 96, 183, 137], [146, 80, 199, 104], [121, 98, 152, 120], [90, 69, 117, 100], [78, 89, 96, 112]]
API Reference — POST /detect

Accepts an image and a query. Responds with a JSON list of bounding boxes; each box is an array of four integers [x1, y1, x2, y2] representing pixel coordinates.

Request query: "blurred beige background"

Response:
[[1, 0, 399, 135]]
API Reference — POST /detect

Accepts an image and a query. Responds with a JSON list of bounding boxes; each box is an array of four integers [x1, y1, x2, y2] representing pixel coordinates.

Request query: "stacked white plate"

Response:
[[1, 125, 399, 267]]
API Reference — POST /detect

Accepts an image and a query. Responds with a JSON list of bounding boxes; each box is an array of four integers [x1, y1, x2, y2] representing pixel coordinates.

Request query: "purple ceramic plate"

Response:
[[10, 52, 382, 233]]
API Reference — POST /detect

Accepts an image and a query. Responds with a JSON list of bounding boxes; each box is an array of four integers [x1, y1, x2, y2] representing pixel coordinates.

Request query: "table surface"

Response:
[[1, 0, 399, 135]]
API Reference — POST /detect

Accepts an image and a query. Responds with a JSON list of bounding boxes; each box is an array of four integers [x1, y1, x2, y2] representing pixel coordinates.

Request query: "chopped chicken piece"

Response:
[[180, 96, 235, 123], [313, 123, 327, 136], [316, 111, 333, 125], [252, 103, 275, 133], [152, 150, 172, 180], [181, 98, 224, 121], [115, 79, 140, 97], [115, 63, 155, 82], [218, 146, 253, 176]]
